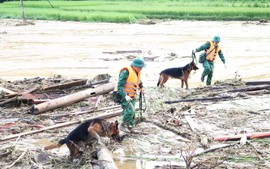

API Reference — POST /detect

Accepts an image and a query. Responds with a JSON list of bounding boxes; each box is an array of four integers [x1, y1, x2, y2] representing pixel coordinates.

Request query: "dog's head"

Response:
[[190, 61, 199, 71], [107, 120, 121, 142]]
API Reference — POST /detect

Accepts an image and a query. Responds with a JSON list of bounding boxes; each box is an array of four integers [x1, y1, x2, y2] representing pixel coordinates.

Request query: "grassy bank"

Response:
[[0, 0, 270, 23]]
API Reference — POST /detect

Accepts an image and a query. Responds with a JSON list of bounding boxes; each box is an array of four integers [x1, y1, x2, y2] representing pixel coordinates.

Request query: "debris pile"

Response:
[[1, 75, 270, 168]]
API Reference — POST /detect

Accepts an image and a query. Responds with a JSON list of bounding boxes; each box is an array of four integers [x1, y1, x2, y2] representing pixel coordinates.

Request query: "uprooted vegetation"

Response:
[[0, 75, 270, 169]]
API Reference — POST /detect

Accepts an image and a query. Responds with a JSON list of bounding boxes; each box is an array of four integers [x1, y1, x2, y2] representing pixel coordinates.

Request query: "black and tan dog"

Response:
[[44, 118, 119, 158], [157, 61, 198, 89]]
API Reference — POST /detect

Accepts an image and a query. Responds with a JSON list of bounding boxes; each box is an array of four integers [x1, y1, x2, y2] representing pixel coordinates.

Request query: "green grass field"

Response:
[[0, 0, 270, 23]]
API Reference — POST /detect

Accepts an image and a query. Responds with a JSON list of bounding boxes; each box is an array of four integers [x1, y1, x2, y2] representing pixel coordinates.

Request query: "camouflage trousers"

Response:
[[120, 99, 136, 127]]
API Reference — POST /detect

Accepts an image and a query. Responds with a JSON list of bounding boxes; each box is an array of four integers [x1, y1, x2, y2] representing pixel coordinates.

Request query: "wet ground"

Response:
[[0, 19, 270, 168]]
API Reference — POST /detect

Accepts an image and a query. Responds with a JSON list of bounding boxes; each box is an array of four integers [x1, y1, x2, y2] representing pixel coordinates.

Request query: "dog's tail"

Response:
[[157, 75, 161, 87], [44, 138, 66, 150]]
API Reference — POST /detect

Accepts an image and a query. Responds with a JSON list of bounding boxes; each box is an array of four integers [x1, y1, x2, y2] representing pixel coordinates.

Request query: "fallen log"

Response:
[[227, 84, 270, 93], [94, 143, 118, 169], [164, 95, 233, 104], [0, 110, 121, 142], [30, 82, 115, 114], [214, 132, 270, 141]]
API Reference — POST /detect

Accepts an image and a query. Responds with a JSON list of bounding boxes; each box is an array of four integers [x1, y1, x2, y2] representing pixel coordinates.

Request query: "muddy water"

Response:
[[113, 122, 187, 169], [1, 19, 270, 88], [1, 19, 270, 168]]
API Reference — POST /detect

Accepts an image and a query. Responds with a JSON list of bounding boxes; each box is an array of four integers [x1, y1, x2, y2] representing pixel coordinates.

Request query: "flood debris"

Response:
[[1, 76, 270, 168]]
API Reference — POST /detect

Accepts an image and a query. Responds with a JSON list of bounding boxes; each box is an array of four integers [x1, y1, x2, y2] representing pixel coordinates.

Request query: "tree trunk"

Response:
[[30, 82, 115, 114]]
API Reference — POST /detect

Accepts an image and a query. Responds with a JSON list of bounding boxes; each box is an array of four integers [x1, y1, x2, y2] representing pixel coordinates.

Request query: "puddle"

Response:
[[113, 122, 187, 169]]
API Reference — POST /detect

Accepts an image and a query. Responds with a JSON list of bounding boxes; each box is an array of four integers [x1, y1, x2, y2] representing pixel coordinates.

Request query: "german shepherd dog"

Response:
[[44, 118, 119, 158], [157, 60, 198, 89]]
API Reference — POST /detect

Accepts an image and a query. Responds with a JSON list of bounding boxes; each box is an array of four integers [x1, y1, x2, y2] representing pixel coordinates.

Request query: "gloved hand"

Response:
[[125, 95, 132, 102]]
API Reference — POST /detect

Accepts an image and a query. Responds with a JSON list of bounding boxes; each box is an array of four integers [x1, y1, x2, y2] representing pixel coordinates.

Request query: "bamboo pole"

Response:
[[0, 110, 121, 142], [30, 82, 115, 114]]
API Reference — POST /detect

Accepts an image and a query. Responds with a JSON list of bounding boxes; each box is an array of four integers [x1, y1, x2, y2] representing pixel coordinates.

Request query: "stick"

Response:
[[227, 84, 270, 93], [194, 141, 239, 157], [5, 150, 27, 169], [0, 110, 121, 142], [95, 95, 103, 108], [145, 120, 190, 142], [164, 95, 232, 104], [43, 79, 87, 91], [245, 81, 270, 86]]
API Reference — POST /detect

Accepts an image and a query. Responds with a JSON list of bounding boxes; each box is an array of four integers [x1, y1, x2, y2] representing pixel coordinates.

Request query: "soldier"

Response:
[[195, 36, 226, 85], [115, 57, 145, 133]]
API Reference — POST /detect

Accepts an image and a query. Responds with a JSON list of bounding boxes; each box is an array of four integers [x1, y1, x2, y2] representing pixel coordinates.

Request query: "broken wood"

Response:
[[0, 86, 17, 95], [0, 110, 122, 142], [245, 81, 270, 86], [164, 95, 233, 104], [43, 79, 87, 91], [66, 79, 110, 91], [194, 141, 239, 157], [95, 143, 117, 169], [30, 82, 115, 114], [184, 114, 202, 133], [227, 84, 270, 93], [145, 120, 190, 142], [4, 87, 38, 98], [214, 132, 270, 141], [5, 149, 27, 169], [245, 89, 270, 95]]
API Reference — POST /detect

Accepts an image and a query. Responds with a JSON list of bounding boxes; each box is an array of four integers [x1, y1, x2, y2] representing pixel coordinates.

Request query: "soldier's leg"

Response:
[[123, 99, 136, 127], [201, 61, 211, 82], [206, 63, 214, 85]]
